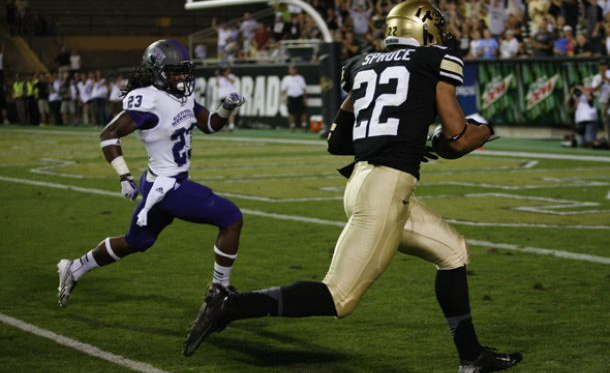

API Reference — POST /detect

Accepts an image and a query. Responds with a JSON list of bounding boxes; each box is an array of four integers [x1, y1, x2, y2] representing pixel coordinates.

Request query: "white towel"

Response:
[[136, 176, 176, 227]]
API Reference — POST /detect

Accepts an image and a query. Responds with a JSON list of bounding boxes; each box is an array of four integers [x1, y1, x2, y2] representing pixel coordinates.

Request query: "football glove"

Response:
[[420, 146, 439, 163], [222, 93, 246, 111], [120, 175, 138, 201]]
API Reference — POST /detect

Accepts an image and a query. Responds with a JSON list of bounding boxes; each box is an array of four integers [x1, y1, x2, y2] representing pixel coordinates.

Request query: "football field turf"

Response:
[[0, 126, 609, 373]]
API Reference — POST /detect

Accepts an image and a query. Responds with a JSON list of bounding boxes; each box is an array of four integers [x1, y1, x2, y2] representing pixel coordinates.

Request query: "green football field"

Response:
[[0, 126, 609, 373]]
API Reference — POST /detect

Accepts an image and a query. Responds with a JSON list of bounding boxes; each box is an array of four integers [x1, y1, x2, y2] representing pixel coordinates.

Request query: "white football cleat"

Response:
[[57, 259, 77, 308]]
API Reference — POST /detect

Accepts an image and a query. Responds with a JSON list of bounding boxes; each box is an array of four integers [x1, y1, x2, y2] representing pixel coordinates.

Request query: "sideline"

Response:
[[0, 313, 172, 373], [1, 175, 609, 265]]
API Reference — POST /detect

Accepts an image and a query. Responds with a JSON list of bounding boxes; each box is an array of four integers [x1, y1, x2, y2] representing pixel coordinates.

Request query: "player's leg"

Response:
[[58, 176, 173, 308], [398, 196, 522, 371], [163, 180, 243, 288], [183, 162, 415, 357]]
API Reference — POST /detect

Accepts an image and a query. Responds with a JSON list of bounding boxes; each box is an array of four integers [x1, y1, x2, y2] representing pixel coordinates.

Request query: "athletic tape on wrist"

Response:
[[216, 106, 232, 119], [214, 245, 238, 260], [110, 156, 130, 176], [100, 138, 121, 148]]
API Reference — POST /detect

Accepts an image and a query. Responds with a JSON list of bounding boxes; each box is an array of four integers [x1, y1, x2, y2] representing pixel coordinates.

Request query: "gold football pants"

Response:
[[323, 161, 469, 317]]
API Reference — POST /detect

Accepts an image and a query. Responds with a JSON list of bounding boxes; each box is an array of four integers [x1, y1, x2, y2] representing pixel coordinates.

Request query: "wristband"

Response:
[[110, 156, 130, 176]]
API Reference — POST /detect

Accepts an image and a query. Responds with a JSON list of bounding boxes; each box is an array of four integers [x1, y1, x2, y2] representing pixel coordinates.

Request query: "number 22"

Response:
[[352, 66, 409, 140]]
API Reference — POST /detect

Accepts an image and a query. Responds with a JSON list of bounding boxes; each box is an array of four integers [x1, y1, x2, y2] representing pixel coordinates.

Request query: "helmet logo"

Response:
[[415, 7, 445, 29], [149, 47, 166, 67]]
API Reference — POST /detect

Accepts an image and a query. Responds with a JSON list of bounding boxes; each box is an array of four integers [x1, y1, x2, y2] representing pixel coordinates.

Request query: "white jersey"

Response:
[[123, 86, 199, 177]]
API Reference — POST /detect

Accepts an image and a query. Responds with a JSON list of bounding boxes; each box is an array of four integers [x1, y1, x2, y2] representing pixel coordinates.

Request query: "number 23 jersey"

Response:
[[123, 86, 199, 177], [341, 46, 464, 179]]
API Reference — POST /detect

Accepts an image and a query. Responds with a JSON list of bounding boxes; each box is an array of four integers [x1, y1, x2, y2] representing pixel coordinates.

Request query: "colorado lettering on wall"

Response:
[[194, 64, 322, 128]]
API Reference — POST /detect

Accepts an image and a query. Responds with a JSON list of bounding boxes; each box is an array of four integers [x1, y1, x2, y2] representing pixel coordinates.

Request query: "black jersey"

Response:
[[341, 45, 464, 179]]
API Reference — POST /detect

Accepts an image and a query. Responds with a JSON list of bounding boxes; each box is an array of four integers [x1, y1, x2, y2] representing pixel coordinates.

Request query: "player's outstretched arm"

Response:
[[195, 93, 245, 134], [435, 81, 492, 156], [100, 111, 139, 200]]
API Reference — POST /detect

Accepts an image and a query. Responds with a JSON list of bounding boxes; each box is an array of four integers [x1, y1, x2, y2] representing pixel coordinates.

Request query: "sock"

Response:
[[213, 262, 232, 288], [435, 266, 481, 361], [70, 250, 99, 281], [225, 281, 337, 321]]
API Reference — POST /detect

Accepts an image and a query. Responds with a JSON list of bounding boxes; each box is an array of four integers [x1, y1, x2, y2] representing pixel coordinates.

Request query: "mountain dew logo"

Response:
[[482, 74, 514, 110], [526, 74, 559, 110]]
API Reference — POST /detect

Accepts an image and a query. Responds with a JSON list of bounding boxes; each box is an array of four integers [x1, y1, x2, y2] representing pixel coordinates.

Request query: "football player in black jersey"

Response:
[[183, 2, 523, 372]]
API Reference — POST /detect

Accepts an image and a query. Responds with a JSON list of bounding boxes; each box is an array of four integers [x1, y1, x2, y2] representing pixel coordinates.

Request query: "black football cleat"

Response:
[[459, 346, 523, 373], [182, 284, 235, 357]]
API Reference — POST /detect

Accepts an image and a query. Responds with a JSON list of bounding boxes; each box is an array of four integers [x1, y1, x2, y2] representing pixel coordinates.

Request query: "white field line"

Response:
[[4, 128, 610, 163], [0, 313, 171, 373], [1, 176, 610, 264], [607, 190, 610, 200], [521, 160, 539, 168], [468, 240, 610, 265]]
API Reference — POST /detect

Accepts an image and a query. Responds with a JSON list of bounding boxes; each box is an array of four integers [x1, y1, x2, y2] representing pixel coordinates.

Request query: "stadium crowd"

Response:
[[4, 0, 610, 127], [207, 0, 610, 62]]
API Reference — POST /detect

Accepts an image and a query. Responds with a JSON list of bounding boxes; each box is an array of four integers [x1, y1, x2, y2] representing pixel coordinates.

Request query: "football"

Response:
[[430, 124, 464, 159]]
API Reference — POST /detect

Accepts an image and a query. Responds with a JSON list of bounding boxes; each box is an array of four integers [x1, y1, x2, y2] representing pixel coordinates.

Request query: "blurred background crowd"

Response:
[[3, 0, 610, 134]]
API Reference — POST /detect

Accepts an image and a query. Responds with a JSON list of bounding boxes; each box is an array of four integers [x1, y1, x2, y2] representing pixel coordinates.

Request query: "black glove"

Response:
[[420, 146, 439, 163]]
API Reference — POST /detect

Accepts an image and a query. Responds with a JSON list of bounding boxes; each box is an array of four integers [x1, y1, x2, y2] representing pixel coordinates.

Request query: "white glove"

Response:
[[222, 92, 246, 111], [120, 176, 139, 201]]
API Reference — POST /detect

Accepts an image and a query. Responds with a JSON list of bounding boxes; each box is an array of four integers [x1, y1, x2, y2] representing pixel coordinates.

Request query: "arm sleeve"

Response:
[[438, 52, 464, 86]]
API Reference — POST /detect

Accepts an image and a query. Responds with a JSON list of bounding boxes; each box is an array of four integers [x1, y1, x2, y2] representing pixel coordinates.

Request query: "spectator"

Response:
[[194, 43, 207, 60], [223, 36, 240, 64], [69, 49, 81, 75], [281, 65, 308, 132], [76, 72, 93, 126], [272, 12, 287, 41], [253, 22, 272, 55], [59, 72, 76, 125], [591, 60, 610, 144], [25, 73, 37, 124], [212, 18, 234, 59], [341, 31, 361, 60], [487, 0, 507, 38], [240, 12, 258, 52], [562, 0, 580, 32], [325, 7, 341, 32], [108, 74, 123, 117], [33, 72, 49, 126], [479, 29, 500, 58], [568, 85, 598, 146], [554, 25, 575, 56], [55, 45, 70, 75], [529, 18, 553, 57], [500, 29, 520, 58], [12, 72, 26, 124], [574, 32, 595, 56], [286, 14, 301, 40], [456, 22, 472, 57], [90, 71, 108, 126], [467, 29, 484, 59], [48, 72, 62, 125], [348, 0, 374, 37]]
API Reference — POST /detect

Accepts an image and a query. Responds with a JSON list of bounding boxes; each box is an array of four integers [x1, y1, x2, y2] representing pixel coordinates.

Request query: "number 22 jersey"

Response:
[[341, 45, 464, 179], [123, 85, 200, 178]]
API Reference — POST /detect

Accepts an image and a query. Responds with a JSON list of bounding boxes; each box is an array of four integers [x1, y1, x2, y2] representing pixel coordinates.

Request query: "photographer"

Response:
[[566, 85, 598, 147]]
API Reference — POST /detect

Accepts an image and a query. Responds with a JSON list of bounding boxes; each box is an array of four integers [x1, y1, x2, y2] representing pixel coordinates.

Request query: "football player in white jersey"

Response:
[[56, 40, 246, 340]]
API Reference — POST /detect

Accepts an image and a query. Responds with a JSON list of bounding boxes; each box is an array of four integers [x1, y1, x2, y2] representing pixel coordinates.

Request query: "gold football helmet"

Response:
[[384, 0, 447, 48]]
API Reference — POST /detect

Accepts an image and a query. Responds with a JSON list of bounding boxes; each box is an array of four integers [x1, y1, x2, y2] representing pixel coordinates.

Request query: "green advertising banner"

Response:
[[478, 62, 521, 123], [474, 58, 602, 127]]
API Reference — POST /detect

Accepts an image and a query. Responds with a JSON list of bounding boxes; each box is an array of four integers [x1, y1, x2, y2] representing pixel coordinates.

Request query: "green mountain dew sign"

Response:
[[473, 58, 600, 127]]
